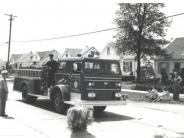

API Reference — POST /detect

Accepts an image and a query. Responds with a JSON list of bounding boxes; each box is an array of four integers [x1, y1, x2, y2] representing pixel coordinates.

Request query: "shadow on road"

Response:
[[94, 111, 135, 122], [16, 99, 56, 112], [0, 115, 14, 119], [16, 99, 135, 122]]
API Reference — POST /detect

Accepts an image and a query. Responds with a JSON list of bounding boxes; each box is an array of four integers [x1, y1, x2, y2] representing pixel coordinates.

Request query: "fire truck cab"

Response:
[[13, 57, 127, 113]]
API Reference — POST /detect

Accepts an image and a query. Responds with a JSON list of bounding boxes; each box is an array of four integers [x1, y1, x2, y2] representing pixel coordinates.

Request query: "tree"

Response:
[[114, 3, 170, 81]]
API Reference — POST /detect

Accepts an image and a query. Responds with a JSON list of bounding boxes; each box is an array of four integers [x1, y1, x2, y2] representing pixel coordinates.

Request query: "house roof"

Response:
[[10, 54, 23, 64], [16, 52, 34, 64], [81, 46, 98, 55], [63, 48, 82, 57], [165, 37, 184, 59], [101, 42, 125, 58], [37, 49, 62, 65], [37, 50, 52, 60]]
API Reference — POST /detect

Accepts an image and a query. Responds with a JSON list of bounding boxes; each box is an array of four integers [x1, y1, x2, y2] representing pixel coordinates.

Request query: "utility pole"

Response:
[[5, 14, 17, 71]]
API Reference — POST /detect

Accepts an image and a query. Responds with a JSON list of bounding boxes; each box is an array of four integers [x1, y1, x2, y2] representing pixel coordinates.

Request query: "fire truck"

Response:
[[13, 57, 127, 113]]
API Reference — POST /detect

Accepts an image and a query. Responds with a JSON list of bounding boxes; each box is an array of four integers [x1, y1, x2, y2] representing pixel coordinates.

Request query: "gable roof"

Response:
[[62, 48, 82, 57], [165, 37, 184, 59], [100, 42, 125, 58], [16, 52, 34, 64], [81, 46, 98, 55], [37, 50, 52, 60], [37, 49, 62, 65], [10, 54, 23, 64]]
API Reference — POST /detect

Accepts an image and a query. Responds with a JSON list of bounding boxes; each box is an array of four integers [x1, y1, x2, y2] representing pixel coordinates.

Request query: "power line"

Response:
[[13, 27, 118, 43], [0, 42, 8, 46], [11, 12, 184, 43], [166, 12, 184, 18]]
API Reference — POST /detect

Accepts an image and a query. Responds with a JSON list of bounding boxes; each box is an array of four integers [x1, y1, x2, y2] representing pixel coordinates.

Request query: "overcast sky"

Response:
[[0, 0, 184, 61]]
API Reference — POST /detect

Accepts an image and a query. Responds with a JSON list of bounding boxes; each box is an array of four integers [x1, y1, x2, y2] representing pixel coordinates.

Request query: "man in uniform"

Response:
[[46, 53, 58, 96], [0, 70, 9, 116]]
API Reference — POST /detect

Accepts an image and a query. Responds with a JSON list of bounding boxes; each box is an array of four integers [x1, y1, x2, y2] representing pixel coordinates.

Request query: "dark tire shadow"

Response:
[[94, 111, 135, 122], [16, 99, 56, 112]]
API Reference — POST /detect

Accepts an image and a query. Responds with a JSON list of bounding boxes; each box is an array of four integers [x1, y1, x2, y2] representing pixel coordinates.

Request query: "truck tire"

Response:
[[53, 91, 68, 114], [94, 106, 106, 113], [21, 84, 37, 103]]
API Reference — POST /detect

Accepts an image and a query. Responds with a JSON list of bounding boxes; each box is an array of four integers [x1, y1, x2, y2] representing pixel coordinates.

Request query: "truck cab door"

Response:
[[69, 62, 82, 101]]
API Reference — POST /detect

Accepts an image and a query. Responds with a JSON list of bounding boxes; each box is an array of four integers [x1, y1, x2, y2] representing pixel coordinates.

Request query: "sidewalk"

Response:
[[0, 103, 48, 138], [122, 88, 184, 103], [0, 81, 48, 138]]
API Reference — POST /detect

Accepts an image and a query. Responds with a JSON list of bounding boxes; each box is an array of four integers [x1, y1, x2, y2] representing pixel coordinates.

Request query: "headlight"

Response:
[[115, 92, 122, 98], [115, 82, 121, 87], [88, 92, 96, 98], [88, 82, 95, 86]]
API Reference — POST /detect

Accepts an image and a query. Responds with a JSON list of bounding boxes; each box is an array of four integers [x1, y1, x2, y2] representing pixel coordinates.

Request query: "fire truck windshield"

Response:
[[84, 61, 121, 75]]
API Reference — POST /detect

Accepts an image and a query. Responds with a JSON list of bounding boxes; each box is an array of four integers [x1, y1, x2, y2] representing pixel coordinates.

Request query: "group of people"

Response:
[[161, 71, 183, 85], [145, 86, 171, 102]]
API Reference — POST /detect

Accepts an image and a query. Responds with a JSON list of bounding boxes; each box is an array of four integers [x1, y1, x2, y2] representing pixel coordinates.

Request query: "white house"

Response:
[[62, 46, 99, 58], [154, 37, 184, 78]]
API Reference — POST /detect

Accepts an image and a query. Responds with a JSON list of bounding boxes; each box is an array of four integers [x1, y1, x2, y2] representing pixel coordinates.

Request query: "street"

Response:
[[0, 82, 184, 138]]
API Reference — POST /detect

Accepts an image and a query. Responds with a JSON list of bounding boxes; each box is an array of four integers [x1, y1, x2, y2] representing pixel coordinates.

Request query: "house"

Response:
[[154, 37, 184, 78], [9, 54, 23, 69], [14, 52, 39, 68], [100, 42, 154, 76], [10, 49, 62, 69], [100, 42, 136, 75], [36, 49, 62, 65], [62, 46, 99, 58]]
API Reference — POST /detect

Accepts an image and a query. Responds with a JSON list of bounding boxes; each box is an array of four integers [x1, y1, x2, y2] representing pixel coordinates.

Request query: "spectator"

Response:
[[145, 86, 159, 101], [67, 106, 95, 138], [154, 87, 171, 101], [161, 72, 168, 84], [0, 70, 9, 116], [172, 71, 182, 101]]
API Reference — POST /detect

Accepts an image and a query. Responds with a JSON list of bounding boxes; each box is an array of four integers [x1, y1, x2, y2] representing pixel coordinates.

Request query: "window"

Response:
[[84, 62, 102, 74], [107, 47, 110, 55], [59, 62, 66, 70], [111, 63, 120, 74], [85, 62, 100, 70], [85, 62, 93, 69], [73, 62, 82, 72], [123, 61, 132, 72]]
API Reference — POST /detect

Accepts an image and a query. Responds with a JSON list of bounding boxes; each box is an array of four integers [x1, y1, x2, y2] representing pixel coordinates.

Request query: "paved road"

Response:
[[2, 82, 184, 138]]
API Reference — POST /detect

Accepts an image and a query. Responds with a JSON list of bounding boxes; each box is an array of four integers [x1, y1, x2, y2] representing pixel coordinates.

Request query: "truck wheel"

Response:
[[94, 106, 106, 113], [53, 91, 67, 114], [21, 84, 37, 103]]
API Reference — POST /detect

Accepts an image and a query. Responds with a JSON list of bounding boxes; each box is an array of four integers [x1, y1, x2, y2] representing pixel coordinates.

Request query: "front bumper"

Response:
[[64, 99, 127, 106]]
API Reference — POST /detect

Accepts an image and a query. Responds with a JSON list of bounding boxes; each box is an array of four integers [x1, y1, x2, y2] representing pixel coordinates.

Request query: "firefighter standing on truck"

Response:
[[46, 53, 58, 96]]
